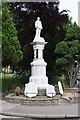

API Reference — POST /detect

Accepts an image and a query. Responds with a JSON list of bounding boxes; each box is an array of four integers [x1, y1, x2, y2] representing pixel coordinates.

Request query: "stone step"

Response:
[[5, 94, 60, 106]]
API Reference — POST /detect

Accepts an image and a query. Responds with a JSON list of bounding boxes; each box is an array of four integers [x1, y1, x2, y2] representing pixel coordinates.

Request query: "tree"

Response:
[[65, 18, 80, 41], [2, 3, 23, 67], [55, 19, 80, 87]]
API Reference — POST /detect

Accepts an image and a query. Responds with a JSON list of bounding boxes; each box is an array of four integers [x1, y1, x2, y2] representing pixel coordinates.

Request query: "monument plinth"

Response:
[[30, 37, 48, 88], [24, 17, 56, 98]]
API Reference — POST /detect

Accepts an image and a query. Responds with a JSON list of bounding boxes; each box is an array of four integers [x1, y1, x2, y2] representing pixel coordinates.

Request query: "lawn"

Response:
[[0, 73, 26, 93]]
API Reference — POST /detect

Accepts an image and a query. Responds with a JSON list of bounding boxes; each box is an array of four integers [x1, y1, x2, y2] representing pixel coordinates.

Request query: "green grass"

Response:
[[0, 73, 26, 93]]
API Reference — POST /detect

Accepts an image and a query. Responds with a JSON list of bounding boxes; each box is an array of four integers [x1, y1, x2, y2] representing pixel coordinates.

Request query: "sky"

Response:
[[59, 0, 80, 24]]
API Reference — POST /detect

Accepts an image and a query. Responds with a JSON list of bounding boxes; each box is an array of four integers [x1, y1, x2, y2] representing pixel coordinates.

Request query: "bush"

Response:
[[15, 87, 21, 96]]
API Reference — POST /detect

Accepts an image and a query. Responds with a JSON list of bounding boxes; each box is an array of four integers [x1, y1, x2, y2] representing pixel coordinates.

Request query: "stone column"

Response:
[[38, 49, 43, 59], [34, 49, 36, 59]]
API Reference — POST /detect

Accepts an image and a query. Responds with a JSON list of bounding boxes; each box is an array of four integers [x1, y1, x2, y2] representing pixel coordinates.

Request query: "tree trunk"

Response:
[[69, 64, 79, 88]]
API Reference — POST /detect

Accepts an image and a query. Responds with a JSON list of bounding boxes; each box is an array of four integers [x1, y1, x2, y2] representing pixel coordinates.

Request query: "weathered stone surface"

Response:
[[5, 94, 59, 106]]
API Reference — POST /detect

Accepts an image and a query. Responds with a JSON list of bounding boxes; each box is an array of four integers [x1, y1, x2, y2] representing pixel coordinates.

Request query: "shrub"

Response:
[[2, 74, 25, 93], [15, 87, 21, 96]]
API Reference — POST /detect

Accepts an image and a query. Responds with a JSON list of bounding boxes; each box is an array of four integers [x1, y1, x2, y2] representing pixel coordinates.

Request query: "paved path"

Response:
[[0, 99, 80, 119]]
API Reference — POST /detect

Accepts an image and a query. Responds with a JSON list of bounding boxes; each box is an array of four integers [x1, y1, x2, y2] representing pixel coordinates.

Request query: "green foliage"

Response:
[[55, 41, 69, 55], [55, 18, 80, 87], [55, 40, 80, 67], [2, 3, 23, 66], [55, 40, 80, 57], [55, 39, 80, 87], [2, 74, 26, 93], [65, 19, 80, 41], [64, 54, 73, 61], [69, 47, 78, 56], [56, 57, 68, 66], [71, 40, 80, 47]]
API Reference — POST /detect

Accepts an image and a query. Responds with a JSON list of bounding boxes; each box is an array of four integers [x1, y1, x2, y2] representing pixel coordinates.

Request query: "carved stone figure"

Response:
[[24, 17, 56, 98], [35, 17, 43, 37]]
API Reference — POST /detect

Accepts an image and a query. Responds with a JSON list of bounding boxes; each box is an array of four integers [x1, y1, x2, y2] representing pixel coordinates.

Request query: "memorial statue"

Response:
[[24, 17, 56, 98], [35, 17, 43, 38]]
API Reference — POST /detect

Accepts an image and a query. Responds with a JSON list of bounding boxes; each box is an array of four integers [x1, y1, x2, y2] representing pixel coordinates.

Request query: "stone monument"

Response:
[[24, 17, 56, 98]]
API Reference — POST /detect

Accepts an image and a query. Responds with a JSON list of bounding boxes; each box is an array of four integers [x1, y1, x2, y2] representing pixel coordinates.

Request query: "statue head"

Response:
[[37, 17, 40, 21]]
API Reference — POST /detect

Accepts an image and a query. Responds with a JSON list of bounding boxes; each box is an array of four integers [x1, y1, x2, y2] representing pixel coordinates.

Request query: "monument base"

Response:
[[5, 93, 60, 106], [24, 82, 56, 98]]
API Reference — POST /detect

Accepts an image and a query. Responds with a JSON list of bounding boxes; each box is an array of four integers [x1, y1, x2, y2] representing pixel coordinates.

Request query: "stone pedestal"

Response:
[[24, 36, 56, 98], [29, 59, 48, 87], [29, 37, 48, 88]]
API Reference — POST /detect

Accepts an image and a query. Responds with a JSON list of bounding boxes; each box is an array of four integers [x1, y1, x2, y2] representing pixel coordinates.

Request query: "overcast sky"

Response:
[[59, 0, 80, 24]]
